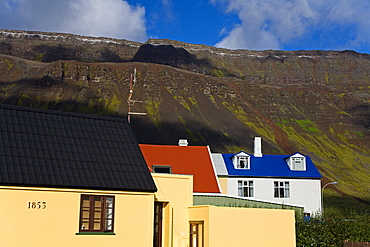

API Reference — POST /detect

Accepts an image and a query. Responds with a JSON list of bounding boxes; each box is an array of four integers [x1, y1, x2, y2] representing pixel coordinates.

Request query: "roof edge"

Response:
[[0, 103, 127, 123]]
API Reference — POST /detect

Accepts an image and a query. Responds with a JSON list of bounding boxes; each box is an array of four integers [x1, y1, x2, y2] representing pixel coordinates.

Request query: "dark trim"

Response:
[[79, 195, 115, 233], [223, 175, 321, 180], [75, 232, 116, 235], [153, 202, 164, 247], [0, 103, 127, 123], [152, 165, 172, 174], [189, 221, 204, 247], [0, 183, 157, 193]]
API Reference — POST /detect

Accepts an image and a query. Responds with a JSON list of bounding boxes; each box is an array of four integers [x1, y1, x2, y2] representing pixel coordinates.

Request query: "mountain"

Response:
[[1, 29, 370, 210]]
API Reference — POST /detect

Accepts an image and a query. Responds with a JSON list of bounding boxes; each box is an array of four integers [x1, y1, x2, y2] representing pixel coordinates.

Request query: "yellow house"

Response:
[[152, 173, 296, 247], [0, 186, 155, 246], [0, 104, 296, 247], [0, 104, 157, 247]]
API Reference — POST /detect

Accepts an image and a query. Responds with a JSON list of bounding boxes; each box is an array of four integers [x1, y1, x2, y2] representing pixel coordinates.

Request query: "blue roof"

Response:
[[221, 152, 322, 178]]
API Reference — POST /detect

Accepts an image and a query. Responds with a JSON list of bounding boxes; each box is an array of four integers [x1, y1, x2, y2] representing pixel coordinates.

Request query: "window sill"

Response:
[[76, 232, 116, 235]]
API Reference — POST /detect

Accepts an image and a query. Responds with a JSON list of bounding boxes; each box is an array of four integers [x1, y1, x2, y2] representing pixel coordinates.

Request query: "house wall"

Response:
[[152, 173, 193, 247], [217, 177, 228, 194], [227, 177, 322, 214], [189, 205, 296, 247], [0, 186, 155, 247]]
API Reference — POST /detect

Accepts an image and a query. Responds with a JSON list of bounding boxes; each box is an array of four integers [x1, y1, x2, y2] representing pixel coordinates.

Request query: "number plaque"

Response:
[[28, 201, 47, 209]]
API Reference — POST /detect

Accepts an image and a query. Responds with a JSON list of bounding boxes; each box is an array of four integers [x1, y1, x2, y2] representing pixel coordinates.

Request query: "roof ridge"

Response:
[[139, 144, 207, 148]]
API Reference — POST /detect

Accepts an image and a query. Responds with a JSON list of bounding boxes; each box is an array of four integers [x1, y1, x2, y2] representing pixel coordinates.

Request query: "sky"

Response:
[[1, 0, 370, 54]]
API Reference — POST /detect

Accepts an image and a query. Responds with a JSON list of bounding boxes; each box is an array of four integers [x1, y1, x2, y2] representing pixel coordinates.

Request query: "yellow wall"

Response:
[[217, 177, 228, 194], [0, 186, 155, 247], [152, 173, 193, 247], [1, 175, 296, 247], [189, 205, 296, 247]]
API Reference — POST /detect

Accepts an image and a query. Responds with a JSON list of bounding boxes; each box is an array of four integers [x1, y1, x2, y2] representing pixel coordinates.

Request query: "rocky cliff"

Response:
[[1, 30, 370, 209]]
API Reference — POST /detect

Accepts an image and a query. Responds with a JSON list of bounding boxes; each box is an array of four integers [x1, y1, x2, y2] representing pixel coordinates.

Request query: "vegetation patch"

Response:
[[213, 69, 224, 77], [295, 119, 320, 133], [277, 124, 370, 197], [222, 101, 275, 142], [2, 84, 16, 92], [276, 119, 290, 128], [35, 53, 44, 62], [20, 93, 30, 98], [187, 96, 197, 106], [146, 99, 161, 128], [276, 119, 320, 133], [102, 94, 121, 112], [296, 209, 370, 246], [75, 80, 85, 88], [207, 94, 218, 108], [178, 115, 198, 143], [173, 95, 190, 111], [4, 59, 14, 69]]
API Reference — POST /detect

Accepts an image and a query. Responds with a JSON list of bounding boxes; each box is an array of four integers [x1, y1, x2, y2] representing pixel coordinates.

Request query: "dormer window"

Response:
[[288, 153, 306, 171], [233, 152, 250, 169], [292, 157, 305, 170], [152, 165, 172, 174], [237, 156, 248, 169]]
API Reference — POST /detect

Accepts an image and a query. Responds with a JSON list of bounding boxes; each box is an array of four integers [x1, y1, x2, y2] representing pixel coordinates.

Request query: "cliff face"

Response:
[[1, 30, 370, 206]]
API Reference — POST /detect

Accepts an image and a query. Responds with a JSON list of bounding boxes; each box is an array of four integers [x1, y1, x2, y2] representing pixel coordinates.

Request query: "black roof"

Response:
[[0, 104, 157, 192]]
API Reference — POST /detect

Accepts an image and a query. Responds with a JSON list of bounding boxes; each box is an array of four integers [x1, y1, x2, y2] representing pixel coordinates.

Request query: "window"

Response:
[[153, 165, 172, 174], [288, 153, 306, 171], [190, 222, 204, 247], [233, 152, 250, 169], [153, 202, 164, 247], [303, 212, 311, 221], [236, 156, 249, 169], [291, 157, 305, 170], [79, 195, 115, 232], [274, 181, 290, 198], [238, 180, 254, 197]]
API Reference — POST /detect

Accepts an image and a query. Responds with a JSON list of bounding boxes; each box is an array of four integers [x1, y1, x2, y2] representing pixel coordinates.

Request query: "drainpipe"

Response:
[[171, 208, 174, 247]]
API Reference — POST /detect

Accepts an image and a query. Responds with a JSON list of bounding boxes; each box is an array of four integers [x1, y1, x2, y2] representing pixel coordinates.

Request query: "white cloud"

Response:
[[0, 0, 147, 42], [213, 0, 370, 51]]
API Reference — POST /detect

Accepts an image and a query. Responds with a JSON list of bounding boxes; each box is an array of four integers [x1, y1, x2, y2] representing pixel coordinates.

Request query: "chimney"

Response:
[[178, 139, 188, 146], [254, 137, 262, 157]]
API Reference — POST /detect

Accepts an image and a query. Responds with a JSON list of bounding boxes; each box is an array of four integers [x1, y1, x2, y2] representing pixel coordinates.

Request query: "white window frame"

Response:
[[292, 157, 305, 170], [237, 156, 249, 169], [238, 180, 254, 197], [233, 152, 250, 169], [274, 181, 290, 198], [288, 153, 306, 171]]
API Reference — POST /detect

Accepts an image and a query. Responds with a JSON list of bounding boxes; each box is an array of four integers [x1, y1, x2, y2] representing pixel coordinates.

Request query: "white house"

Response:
[[212, 137, 322, 215]]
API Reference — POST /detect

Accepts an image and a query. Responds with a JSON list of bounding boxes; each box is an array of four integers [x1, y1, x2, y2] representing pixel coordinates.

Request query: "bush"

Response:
[[296, 211, 370, 246]]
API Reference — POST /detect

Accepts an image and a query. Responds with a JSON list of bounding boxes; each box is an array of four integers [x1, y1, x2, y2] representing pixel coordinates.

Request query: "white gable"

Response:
[[233, 151, 250, 169], [287, 153, 306, 171]]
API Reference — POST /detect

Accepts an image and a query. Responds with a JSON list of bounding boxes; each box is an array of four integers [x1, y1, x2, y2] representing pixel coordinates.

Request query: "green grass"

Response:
[[276, 118, 320, 133], [146, 100, 162, 128], [213, 68, 224, 77], [4, 58, 14, 69], [295, 119, 320, 133]]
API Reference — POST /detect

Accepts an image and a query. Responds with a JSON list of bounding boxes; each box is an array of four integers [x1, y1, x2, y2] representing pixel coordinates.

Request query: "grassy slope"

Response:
[[1, 50, 370, 212]]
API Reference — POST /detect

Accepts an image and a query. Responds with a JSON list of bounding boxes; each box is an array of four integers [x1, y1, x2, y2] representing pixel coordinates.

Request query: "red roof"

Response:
[[139, 144, 220, 193]]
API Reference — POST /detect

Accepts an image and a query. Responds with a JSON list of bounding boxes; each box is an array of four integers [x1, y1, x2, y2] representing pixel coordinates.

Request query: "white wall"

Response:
[[227, 177, 322, 215]]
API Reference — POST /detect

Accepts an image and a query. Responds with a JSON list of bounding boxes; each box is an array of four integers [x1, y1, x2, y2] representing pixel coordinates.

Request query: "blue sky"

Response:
[[1, 0, 370, 54]]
